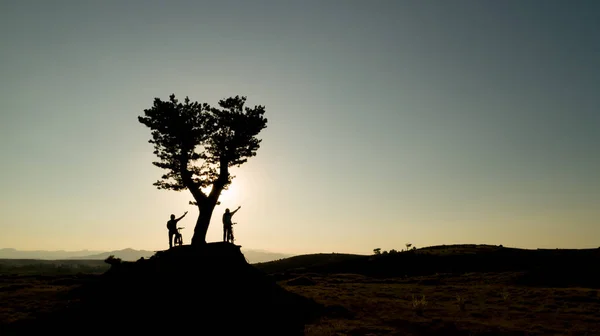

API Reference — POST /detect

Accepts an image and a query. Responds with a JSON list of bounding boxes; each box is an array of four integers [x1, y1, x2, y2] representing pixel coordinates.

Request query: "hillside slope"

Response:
[[254, 252, 366, 274], [256, 245, 600, 288]]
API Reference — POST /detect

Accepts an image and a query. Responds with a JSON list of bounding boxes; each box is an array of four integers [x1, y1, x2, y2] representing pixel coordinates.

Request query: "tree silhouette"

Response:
[[138, 94, 267, 245]]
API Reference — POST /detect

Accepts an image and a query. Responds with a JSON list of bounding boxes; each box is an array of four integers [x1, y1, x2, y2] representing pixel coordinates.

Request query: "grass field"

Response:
[[0, 259, 109, 276], [282, 272, 599, 335]]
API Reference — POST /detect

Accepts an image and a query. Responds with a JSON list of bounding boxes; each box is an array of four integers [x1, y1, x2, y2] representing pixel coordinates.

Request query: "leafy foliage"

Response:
[[104, 255, 122, 265], [138, 94, 267, 204]]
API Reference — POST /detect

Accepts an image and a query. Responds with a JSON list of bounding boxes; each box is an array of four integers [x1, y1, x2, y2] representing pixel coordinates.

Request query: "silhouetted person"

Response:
[[167, 211, 187, 248], [223, 206, 241, 243]]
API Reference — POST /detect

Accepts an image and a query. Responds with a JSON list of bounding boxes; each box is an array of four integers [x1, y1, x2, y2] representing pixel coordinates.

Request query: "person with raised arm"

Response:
[[167, 211, 187, 248], [222, 206, 241, 243]]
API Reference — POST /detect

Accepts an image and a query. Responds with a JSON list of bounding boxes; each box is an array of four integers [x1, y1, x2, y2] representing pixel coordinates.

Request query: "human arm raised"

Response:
[[176, 211, 188, 221]]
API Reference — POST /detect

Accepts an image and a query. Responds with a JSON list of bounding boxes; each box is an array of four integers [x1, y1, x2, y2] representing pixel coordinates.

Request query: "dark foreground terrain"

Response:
[[1, 244, 599, 335]]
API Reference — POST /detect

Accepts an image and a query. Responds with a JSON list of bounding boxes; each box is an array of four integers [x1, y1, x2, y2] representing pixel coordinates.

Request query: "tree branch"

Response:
[[179, 148, 207, 205]]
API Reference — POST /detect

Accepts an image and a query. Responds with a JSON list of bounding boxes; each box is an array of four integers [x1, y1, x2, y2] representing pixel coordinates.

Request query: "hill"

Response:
[[257, 244, 600, 288], [254, 252, 366, 274], [69, 248, 153, 261], [241, 249, 293, 263], [2, 243, 599, 335], [0, 247, 292, 264], [2, 243, 323, 335], [0, 248, 104, 260]]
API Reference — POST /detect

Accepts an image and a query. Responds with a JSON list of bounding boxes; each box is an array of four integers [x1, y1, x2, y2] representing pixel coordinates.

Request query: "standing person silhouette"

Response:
[[167, 211, 187, 248], [222, 206, 241, 243]]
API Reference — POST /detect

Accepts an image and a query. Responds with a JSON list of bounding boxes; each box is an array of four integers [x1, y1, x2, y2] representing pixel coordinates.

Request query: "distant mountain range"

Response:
[[0, 248, 292, 264]]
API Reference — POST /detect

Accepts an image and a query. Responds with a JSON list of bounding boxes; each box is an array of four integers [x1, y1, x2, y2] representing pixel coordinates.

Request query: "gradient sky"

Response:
[[1, 0, 599, 255]]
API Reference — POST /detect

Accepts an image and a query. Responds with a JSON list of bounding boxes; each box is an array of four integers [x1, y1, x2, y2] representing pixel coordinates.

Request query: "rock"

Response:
[[286, 276, 317, 286], [7, 243, 323, 336]]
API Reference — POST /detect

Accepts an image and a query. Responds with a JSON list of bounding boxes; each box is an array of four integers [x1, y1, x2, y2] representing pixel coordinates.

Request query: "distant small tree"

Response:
[[389, 249, 398, 254], [104, 255, 121, 265], [406, 243, 412, 250], [138, 94, 268, 245], [373, 248, 381, 255]]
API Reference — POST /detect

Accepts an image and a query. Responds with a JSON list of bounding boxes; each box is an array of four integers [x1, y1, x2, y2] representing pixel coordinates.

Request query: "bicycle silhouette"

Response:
[[174, 227, 185, 246], [225, 222, 238, 244]]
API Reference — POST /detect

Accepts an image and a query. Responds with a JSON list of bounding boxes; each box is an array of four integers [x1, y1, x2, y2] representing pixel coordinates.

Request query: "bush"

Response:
[[104, 255, 122, 266], [412, 295, 427, 316]]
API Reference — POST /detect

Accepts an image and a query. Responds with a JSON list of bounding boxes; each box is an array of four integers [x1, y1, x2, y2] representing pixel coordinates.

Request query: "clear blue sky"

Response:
[[1, 0, 599, 254]]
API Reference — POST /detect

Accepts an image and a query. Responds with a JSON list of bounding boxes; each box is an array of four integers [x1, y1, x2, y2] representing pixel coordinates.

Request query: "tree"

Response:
[[138, 94, 268, 245], [373, 248, 381, 255]]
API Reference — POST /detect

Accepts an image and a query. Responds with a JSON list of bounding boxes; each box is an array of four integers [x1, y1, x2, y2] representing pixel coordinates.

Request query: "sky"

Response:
[[1, 0, 599, 255]]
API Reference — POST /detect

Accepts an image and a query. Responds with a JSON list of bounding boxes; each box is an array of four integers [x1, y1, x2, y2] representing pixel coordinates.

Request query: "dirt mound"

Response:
[[5, 243, 323, 335]]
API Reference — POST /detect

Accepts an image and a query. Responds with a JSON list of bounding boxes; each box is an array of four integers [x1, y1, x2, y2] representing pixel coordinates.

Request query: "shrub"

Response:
[[456, 295, 466, 311], [501, 289, 510, 301], [104, 255, 122, 266], [412, 295, 427, 316]]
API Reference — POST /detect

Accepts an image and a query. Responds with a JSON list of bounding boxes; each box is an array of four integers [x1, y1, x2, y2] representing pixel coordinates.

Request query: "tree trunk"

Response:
[[189, 161, 228, 246], [191, 201, 218, 246]]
